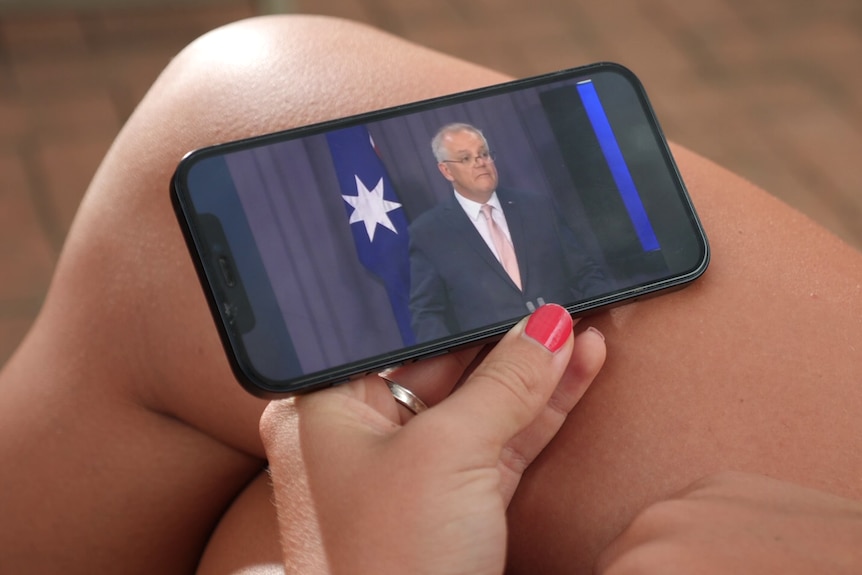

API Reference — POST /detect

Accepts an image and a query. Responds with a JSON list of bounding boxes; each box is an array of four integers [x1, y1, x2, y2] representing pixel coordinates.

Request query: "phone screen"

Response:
[[172, 63, 708, 396]]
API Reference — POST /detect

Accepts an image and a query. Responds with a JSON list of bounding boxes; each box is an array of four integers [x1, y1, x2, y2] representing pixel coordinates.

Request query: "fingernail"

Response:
[[524, 304, 572, 353], [586, 326, 605, 341]]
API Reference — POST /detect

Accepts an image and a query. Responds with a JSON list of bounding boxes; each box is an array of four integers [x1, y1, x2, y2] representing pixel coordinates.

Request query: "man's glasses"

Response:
[[441, 150, 496, 167]]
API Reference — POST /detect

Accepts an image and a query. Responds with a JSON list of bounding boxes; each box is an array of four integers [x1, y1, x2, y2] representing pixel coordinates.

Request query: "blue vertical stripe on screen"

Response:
[[576, 80, 660, 252]]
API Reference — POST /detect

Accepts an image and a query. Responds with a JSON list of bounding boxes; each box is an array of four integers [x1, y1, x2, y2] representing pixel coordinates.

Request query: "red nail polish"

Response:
[[524, 304, 572, 353]]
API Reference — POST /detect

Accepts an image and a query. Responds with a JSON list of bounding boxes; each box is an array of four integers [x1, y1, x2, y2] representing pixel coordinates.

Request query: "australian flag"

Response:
[[326, 125, 416, 346]]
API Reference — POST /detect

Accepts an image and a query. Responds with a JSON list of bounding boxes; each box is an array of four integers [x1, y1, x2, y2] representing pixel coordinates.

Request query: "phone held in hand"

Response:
[[171, 62, 709, 397]]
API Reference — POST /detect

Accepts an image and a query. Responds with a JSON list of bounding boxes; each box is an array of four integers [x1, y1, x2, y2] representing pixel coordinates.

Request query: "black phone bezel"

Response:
[[171, 62, 710, 397]]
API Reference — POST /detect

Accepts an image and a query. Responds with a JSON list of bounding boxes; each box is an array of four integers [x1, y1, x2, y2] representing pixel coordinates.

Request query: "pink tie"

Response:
[[481, 204, 522, 290]]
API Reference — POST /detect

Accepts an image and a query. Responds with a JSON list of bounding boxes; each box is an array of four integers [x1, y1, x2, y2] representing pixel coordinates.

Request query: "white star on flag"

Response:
[[343, 174, 402, 242]]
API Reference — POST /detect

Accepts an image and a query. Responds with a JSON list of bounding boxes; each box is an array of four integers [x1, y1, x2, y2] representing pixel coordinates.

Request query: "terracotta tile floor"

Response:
[[1, 0, 861, 365]]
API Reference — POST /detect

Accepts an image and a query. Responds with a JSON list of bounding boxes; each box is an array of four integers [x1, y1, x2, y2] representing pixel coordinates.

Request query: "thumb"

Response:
[[432, 304, 578, 449]]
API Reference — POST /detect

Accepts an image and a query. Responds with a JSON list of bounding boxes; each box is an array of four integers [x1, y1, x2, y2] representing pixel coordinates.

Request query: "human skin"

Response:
[[0, 15, 860, 575], [261, 306, 606, 574], [436, 128, 499, 202], [505, 133, 862, 573], [595, 471, 862, 574]]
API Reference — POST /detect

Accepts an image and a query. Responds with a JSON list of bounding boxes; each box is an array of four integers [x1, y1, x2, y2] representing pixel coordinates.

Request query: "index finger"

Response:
[[378, 343, 484, 408]]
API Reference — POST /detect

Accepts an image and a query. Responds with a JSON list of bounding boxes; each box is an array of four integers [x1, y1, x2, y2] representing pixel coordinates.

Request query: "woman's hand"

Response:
[[260, 304, 606, 574], [597, 471, 862, 574]]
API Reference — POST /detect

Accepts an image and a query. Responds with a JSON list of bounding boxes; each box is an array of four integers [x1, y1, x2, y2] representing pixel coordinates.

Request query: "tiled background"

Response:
[[1, 0, 861, 365]]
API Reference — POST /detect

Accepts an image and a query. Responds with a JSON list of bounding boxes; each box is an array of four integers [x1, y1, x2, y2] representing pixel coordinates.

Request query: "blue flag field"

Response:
[[326, 125, 416, 346]]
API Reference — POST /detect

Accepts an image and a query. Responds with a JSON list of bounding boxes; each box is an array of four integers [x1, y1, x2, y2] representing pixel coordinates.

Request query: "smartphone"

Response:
[[171, 62, 709, 397]]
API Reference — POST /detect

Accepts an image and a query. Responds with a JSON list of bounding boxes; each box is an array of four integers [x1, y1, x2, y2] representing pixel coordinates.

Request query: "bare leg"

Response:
[[188, 17, 862, 575], [507, 145, 862, 572], [0, 15, 506, 574], [2, 14, 860, 575]]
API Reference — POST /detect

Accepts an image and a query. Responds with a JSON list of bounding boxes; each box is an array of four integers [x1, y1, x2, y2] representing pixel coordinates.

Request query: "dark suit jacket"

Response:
[[408, 188, 609, 343]]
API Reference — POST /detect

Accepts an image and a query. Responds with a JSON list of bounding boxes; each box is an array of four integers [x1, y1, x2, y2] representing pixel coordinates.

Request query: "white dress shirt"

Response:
[[453, 190, 514, 262]]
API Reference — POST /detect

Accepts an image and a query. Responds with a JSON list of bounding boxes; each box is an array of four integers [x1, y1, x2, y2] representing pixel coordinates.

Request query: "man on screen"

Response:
[[408, 122, 609, 343]]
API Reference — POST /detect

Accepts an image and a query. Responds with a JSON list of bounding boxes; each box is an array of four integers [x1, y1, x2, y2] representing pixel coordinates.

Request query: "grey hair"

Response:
[[430, 123, 489, 163]]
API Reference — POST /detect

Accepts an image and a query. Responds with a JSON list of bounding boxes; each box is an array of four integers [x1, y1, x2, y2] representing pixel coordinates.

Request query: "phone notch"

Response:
[[198, 213, 256, 335]]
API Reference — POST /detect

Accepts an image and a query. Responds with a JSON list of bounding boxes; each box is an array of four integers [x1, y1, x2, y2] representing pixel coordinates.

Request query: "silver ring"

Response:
[[380, 375, 428, 415]]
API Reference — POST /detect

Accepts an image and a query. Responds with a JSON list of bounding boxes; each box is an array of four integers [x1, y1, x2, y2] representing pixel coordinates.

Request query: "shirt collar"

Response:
[[453, 190, 502, 222]]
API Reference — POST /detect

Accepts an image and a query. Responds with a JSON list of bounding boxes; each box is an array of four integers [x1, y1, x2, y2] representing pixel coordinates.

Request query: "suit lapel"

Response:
[[441, 196, 517, 288]]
